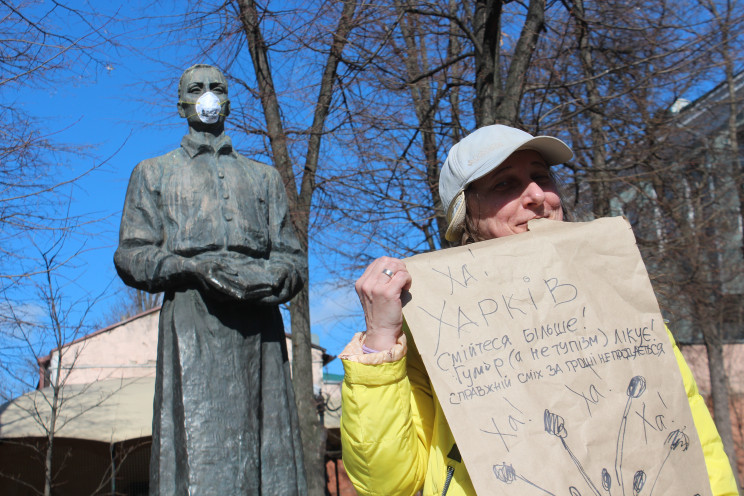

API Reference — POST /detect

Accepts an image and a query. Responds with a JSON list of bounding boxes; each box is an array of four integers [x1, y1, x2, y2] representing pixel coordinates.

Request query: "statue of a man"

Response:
[[114, 64, 307, 495]]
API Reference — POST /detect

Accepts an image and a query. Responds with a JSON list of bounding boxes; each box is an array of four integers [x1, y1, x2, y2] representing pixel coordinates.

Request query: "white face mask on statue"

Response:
[[195, 91, 223, 124]]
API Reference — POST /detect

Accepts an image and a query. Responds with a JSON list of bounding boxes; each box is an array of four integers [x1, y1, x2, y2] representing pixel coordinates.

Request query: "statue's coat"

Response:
[[115, 132, 307, 495]]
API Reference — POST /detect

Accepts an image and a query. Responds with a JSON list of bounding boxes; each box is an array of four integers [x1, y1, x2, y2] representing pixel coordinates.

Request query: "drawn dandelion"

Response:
[[493, 462, 556, 495], [493, 462, 517, 484], [615, 376, 646, 496], [544, 409, 601, 496], [649, 429, 689, 495], [601, 468, 612, 493], [627, 376, 647, 398], [632, 470, 646, 496]]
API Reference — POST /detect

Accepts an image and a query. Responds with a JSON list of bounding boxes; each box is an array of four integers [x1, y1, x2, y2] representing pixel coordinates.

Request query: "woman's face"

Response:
[[466, 150, 563, 240]]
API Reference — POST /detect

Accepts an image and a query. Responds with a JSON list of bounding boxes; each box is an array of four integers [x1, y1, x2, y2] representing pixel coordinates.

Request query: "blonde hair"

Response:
[[459, 189, 485, 245]]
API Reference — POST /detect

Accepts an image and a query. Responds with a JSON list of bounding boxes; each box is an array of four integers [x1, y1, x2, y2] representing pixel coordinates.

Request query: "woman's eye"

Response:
[[534, 174, 553, 185]]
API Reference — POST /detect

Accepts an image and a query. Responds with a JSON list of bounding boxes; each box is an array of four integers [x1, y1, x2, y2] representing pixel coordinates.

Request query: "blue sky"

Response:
[[8, 1, 360, 377]]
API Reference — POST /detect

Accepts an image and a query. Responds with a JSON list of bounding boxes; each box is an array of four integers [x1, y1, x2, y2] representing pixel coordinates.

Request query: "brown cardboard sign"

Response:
[[402, 217, 711, 496]]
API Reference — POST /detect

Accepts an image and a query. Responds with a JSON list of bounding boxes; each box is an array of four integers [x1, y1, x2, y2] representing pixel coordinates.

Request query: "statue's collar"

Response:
[[181, 133, 234, 158]]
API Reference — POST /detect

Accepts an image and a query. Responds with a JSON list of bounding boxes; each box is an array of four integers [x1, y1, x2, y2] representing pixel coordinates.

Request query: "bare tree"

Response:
[[237, 3, 359, 492], [0, 0, 116, 409], [317, 0, 553, 262], [698, 0, 744, 258], [0, 0, 111, 279], [1, 232, 105, 496], [541, 3, 744, 487], [692, 0, 744, 476], [635, 102, 744, 486], [699, 0, 744, 481], [538, 1, 744, 483], [0, 3, 128, 493]]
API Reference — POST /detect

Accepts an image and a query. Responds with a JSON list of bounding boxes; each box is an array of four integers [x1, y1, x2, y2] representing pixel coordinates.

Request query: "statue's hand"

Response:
[[184, 257, 275, 301], [236, 264, 275, 300], [193, 260, 246, 300]]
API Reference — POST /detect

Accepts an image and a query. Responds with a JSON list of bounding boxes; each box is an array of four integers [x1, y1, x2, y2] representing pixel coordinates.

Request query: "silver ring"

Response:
[[382, 268, 394, 279]]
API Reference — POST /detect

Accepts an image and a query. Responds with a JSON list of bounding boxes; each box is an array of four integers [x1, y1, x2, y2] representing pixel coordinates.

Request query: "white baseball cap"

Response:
[[439, 124, 573, 242]]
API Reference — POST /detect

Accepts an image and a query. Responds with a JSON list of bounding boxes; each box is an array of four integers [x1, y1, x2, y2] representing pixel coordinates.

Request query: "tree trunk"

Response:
[[44, 269, 64, 496], [398, 2, 449, 248], [722, 37, 744, 261], [44, 432, 53, 496], [447, 0, 465, 145], [237, 1, 357, 492], [570, 0, 611, 218], [44, 388, 59, 496], [702, 322, 741, 489], [493, 0, 545, 125], [290, 264, 327, 496], [237, 2, 317, 491], [471, 0, 545, 127], [472, 0, 502, 127]]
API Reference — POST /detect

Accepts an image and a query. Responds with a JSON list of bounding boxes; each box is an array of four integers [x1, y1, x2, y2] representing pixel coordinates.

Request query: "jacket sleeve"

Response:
[[340, 326, 434, 496], [666, 328, 739, 496]]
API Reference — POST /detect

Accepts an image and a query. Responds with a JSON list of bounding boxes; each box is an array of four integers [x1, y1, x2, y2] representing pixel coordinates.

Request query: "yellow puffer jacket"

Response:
[[340, 326, 738, 496]]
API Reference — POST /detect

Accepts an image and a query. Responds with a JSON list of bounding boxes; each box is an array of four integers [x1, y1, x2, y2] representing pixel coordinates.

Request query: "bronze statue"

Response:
[[114, 64, 307, 495]]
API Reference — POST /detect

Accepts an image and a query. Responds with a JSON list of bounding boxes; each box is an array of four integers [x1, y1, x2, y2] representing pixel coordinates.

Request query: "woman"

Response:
[[340, 125, 738, 496]]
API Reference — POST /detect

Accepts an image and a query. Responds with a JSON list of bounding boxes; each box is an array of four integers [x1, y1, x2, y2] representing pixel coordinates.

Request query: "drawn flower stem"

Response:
[[544, 409, 601, 496], [561, 438, 602, 496], [615, 376, 646, 496], [493, 462, 556, 495], [649, 429, 689, 496]]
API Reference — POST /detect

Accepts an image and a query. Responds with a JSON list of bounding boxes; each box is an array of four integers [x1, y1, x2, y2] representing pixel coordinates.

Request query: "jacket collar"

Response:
[[181, 132, 235, 158]]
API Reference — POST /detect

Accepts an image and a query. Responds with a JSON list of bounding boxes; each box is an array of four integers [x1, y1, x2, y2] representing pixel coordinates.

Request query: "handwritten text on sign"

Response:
[[402, 218, 710, 496]]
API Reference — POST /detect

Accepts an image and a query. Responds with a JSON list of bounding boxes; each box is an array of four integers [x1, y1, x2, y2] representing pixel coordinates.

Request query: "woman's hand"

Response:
[[355, 257, 412, 352]]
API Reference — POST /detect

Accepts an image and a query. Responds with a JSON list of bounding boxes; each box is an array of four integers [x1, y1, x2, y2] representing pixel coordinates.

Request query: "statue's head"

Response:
[[177, 64, 230, 128]]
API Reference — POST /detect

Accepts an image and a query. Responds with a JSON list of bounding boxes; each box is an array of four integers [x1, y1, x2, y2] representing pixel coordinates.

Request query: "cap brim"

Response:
[[515, 136, 573, 166]]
